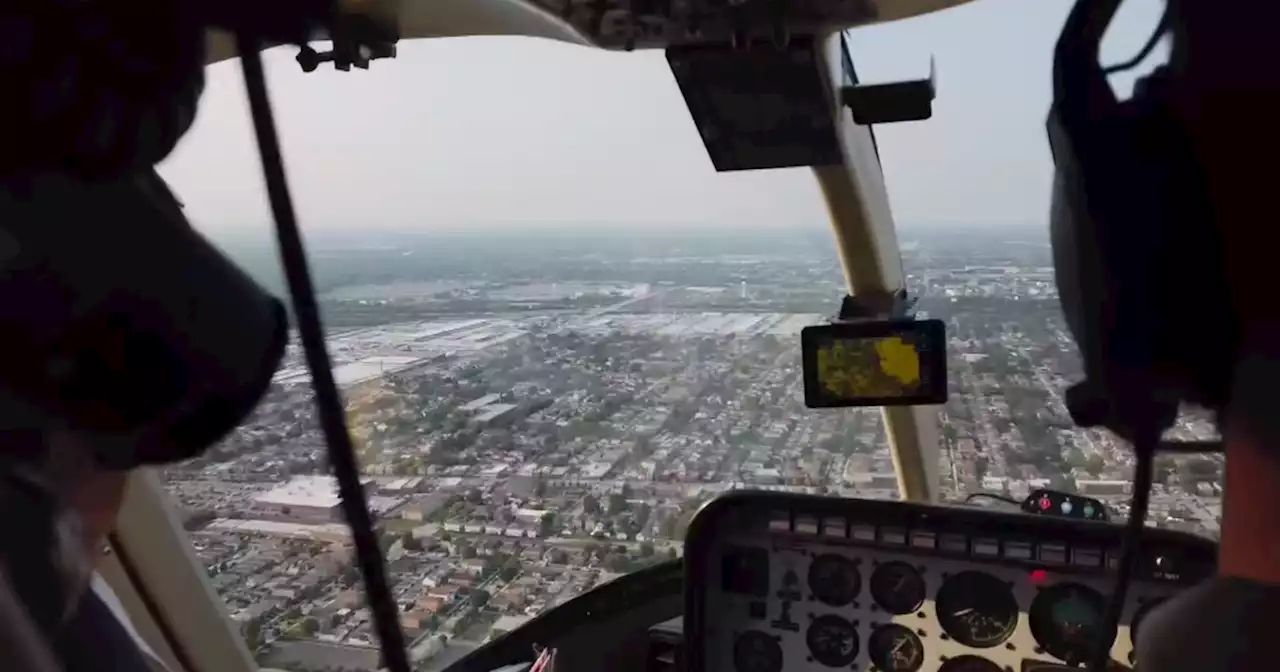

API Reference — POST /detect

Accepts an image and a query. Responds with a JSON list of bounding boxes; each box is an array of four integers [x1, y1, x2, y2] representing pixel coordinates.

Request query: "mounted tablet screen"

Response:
[[802, 319, 947, 408]]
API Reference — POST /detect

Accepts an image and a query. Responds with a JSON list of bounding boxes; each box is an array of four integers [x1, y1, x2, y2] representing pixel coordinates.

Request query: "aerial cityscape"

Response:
[[163, 226, 1223, 672]]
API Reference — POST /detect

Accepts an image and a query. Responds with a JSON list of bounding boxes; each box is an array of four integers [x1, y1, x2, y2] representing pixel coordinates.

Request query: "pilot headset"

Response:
[[1046, 1, 1231, 670], [1048, 0, 1227, 442]]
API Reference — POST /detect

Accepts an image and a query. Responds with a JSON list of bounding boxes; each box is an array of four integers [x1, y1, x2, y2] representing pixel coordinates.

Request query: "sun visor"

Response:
[[0, 170, 287, 469]]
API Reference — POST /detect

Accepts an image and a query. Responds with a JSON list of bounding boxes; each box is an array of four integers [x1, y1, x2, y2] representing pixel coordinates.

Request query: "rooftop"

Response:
[[253, 475, 372, 509], [331, 355, 425, 387], [205, 518, 353, 541]]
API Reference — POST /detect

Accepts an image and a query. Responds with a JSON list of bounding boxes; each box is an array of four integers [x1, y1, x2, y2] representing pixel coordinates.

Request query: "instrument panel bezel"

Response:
[[682, 491, 1217, 672]]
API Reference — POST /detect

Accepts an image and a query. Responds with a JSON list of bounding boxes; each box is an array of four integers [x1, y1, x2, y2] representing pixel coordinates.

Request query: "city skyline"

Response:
[[165, 230, 1220, 671]]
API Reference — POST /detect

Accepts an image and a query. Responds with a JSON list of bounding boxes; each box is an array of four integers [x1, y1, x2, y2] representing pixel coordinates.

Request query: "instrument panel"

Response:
[[684, 493, 1216, 672]]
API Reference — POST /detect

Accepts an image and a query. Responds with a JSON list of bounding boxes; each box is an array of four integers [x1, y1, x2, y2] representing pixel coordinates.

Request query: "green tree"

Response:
[[607, 494, 628, 516], [1180, 456, 1221, 484], [499, 565, 521, 582], [243, 618, 263, 649], [300, 616, 320, 636], [639, 541, 655, 558], [471, 589, 491, 608], [539, 512, 557, 538], [1085, 454, 1107, 477], [1048, 473, 1076, 492], [633, 503, 652, 528], [604, 553, 630, 572], [659, 515, 678, 540], [583, 494, 601, 515]]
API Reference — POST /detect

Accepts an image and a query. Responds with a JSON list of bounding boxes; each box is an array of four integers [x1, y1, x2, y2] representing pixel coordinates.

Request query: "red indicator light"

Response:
[[1038, 496, 1051, 511], [1029, 569, 1048, 585]]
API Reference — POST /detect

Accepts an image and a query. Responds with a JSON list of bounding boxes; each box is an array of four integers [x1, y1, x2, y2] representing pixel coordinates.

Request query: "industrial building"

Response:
[[462, 393, 523, 426], [569, 312, 821, 337], [204, 518, 353, 543], [273, 355, 427, 389], [270, 318, 530, 393], [251, 475, 374, 523]]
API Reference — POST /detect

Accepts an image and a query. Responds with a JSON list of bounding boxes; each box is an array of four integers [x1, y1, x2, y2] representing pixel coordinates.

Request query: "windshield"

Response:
[[156, 0, 1216, 669]]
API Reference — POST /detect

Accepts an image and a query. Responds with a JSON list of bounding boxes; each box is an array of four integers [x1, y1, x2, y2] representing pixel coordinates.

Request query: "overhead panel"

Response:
[[667, 37, 843, 172], [540, 0, 879, 50]]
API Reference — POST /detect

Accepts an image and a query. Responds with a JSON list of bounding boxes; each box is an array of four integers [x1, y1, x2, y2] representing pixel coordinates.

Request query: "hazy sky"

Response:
[[159, 0, 1165, 236]]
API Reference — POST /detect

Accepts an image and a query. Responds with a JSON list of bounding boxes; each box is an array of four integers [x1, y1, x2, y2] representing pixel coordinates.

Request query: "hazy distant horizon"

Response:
[[204, 219, 1050, 246], [161, 0, 1164, 241]]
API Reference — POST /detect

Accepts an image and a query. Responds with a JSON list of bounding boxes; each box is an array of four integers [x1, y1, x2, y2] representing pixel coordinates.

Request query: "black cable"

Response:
[[963, 492, 1022, 507], [234, 35, 411, 672], [1102, 2, 1169, 75], [1088, 439, 1155, 672]]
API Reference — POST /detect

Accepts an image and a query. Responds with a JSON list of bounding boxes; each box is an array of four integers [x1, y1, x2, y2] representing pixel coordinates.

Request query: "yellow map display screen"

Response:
[[802, 319, 946, 408], [815, 336, 922, 398]]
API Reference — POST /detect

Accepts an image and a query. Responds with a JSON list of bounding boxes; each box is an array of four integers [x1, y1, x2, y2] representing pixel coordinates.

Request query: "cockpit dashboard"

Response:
[[684, 492, 1216, 672]]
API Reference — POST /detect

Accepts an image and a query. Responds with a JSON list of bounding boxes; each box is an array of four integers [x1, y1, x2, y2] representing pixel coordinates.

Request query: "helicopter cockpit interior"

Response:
[[55, 2, 1223, 672]]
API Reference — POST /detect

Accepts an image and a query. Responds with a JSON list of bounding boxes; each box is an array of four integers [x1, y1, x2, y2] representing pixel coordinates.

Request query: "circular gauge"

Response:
[[868, 623, 924, 672], [937, 655, 1002, 672], [732, 630, 783, 672], [1130, 597, 1166, 645], [935, 571, 1019, 648], [870, 561, 926, 615], [1029, 582, 1108, 664], [807, 553, 861, 606], [806, 614, 860, 667]]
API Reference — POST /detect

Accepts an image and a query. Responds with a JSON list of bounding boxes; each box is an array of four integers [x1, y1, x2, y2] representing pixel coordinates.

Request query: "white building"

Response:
[[252, 475, 373, 522]]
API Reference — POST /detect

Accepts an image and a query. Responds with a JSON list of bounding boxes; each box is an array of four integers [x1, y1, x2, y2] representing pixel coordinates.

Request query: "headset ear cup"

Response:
[[1048, 75, 1185, 434], [1048, 101, 1122, 394], [1124, 70, 1234, 408], [1050, 153, 1097, 370], [1051, 64, 1233, 426]]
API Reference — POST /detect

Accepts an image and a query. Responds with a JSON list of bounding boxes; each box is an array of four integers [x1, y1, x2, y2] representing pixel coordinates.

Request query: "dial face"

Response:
[[867, 623, 924, 672], [732, 630, 783, 672], [1029, 582, 1107, 664], [805, 614, 860, 667], [937, 655, 1002, 672], [935, 571, 1019, 648], [869, 561, 926, 615], [807, 553, 861, 606]]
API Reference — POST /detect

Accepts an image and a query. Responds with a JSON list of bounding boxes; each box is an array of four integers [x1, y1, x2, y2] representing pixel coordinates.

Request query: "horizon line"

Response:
[[203, 221, 1047, 239]]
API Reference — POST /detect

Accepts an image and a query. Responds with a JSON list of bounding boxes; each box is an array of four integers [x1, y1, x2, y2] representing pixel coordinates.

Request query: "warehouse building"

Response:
[[252, 475, 373, 523]]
